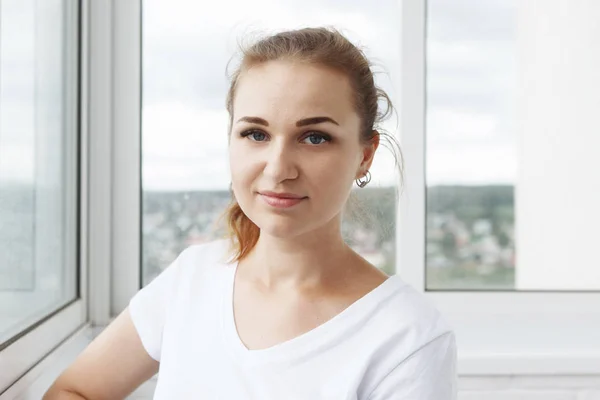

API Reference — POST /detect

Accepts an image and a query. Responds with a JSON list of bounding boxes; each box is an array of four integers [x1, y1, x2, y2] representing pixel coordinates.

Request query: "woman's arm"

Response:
[[43, 308, 159, 400]]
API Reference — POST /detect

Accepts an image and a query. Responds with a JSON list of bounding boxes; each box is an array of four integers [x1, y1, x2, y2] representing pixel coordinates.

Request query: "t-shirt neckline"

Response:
[[220, 259, 403, 366]]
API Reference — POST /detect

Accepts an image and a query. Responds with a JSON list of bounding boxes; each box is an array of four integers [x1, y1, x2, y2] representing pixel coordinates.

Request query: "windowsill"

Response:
[[2, 321, 599, 399], [0, 324, 156, 399], [1, 324, 93, 399], [427, 292, 600, 375]]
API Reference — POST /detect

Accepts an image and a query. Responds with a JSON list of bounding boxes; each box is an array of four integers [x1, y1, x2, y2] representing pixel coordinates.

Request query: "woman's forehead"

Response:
[[233, 61, 356, 120]]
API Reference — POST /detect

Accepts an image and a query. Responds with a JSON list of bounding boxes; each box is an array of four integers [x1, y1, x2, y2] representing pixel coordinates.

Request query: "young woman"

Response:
[[45, 27, 457, 399]]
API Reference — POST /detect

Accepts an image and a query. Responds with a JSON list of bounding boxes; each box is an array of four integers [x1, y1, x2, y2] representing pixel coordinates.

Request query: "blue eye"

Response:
[[241, 130, 268, 142], [302, 132, 331, 145], [240, 130, 331, 145]]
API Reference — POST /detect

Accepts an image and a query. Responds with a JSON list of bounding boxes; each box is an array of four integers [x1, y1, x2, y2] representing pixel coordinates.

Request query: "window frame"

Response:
[[0, 0, 87, 393], [110, 0, 143, 315], [398, 0, 600, 375], [67, 0, 142, 324], [0, 0, 142, 396]]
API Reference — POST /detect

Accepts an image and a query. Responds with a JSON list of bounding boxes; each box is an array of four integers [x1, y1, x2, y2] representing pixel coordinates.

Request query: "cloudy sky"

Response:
[[0, 0, 517, 190], [0, 0, 37, 184]]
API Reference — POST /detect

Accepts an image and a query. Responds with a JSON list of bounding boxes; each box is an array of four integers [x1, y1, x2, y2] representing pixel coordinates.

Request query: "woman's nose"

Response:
[[263, 141, 298, 183]]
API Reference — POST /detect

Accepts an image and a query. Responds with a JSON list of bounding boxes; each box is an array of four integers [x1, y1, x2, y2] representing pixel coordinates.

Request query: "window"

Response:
[[426, 0, 600, 291], [391, 0, 600, 375], [141, 0, 402, 285], [0, 0, 79, 346]]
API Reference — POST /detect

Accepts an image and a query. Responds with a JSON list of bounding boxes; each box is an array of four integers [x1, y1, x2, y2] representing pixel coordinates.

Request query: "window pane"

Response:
[[142, 0, 401, 285], [0, 0, 79, 344], [426, 0, 600, 290]]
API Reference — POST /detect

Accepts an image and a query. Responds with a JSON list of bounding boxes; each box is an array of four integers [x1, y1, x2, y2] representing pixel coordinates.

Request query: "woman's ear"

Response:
[[357, 130, 380, 176]]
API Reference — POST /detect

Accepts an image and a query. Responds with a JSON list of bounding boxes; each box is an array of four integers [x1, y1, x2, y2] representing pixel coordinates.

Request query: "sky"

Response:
[[0, 0, 518, 190], [0, 0, 36, 184]]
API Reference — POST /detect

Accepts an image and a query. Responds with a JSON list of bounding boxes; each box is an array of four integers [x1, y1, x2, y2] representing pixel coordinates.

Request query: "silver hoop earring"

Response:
[[355, 170, 371, 188]]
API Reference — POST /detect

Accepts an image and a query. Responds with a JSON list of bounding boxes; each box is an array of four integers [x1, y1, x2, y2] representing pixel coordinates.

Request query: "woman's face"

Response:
[[229, 60, 378, 239]]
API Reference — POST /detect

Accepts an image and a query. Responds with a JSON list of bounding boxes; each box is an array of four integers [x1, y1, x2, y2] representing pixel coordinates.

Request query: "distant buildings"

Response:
[[141, 185, 516, 289]]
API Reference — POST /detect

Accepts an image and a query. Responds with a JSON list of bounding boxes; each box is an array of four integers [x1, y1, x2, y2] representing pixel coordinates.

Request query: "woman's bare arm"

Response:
[[43, 307, 159, 400]]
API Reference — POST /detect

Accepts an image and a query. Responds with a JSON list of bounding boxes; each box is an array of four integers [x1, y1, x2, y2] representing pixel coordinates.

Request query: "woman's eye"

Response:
[[240, 130, 330, 145], [302, 133, 331, 145], [241, 130, 268, 142]]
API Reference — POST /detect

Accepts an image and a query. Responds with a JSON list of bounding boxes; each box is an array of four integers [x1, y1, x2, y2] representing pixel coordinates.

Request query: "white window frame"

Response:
[[110, 0, 142, 316], [0, 0, 87, 393], [81, 0, 142, 326], [398, 0, 600, 375], [1, 0, 142, 396], [64, 0, 141, 325]]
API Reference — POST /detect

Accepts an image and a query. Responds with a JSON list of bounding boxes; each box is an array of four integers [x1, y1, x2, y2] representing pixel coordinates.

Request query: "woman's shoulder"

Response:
[[151, 239, 233, 301], [172, 238, 234, 278], [179, 238, 231, 261], [374, 275, 455, 344]]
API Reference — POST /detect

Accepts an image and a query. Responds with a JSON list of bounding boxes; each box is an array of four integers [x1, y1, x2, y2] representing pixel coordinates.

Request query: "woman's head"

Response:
[[222, 27, 402, 261]]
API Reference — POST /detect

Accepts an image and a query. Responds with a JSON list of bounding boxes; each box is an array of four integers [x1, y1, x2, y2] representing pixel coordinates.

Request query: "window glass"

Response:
[[426, 0, 600, 290], [0, 0, 79, 344]]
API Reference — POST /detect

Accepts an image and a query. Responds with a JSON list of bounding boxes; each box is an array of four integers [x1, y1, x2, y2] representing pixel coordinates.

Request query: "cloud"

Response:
[[0, 144, 35, 183], [427, 142, 517, 185], [427, 109, 499, 142], [142, 102, 231, 190], [142, 0, 401, 110], [427, 0, 516, 43], [423, 0, 517, 185], [426, 38, 516, 115]]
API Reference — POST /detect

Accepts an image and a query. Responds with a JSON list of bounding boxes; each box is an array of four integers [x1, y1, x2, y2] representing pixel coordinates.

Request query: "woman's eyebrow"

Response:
[[296, 116, 339, 127], [236, 116, 339, 127], [237, 116, 269, 126]]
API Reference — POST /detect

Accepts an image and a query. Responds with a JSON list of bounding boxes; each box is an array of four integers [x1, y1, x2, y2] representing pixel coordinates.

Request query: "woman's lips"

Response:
[[259, 193, 307, 208]]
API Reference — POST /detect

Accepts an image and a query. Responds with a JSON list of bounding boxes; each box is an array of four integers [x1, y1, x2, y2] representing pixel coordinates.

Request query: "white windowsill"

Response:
[[1, 324, 93, 399], [0, 324, 156, 400]]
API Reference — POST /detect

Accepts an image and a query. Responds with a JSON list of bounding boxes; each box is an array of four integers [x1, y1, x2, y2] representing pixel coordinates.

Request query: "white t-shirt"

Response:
[[129, 239, 457, 399]]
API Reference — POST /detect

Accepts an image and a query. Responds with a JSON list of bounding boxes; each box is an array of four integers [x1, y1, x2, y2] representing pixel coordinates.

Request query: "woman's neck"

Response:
[[238, 226, 355, 293]]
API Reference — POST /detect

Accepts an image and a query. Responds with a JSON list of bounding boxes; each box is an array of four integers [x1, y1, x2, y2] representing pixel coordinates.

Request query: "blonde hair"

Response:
[[221, 27, 403, 262]]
